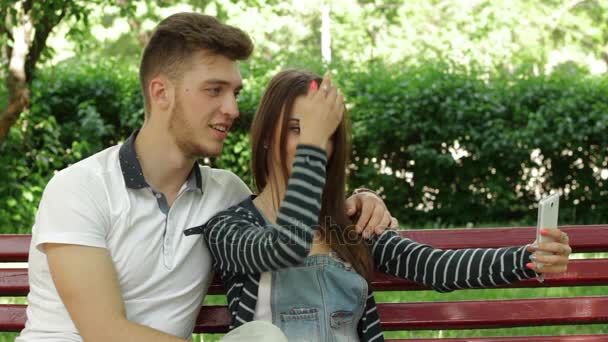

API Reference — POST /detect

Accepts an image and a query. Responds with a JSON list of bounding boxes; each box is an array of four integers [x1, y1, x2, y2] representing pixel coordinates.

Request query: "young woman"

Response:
[[202, 70, 572, 341]]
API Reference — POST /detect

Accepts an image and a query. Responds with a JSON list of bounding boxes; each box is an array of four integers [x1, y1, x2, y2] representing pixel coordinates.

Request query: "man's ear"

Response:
[[149, 77, 174, 112]]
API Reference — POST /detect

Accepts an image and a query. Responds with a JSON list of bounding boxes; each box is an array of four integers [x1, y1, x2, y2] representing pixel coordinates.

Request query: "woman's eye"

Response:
[[290, 127, 300, 134]]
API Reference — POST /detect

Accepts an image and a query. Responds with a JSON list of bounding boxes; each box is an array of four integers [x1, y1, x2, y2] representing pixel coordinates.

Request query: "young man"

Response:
[[16, 12, 396, 341]]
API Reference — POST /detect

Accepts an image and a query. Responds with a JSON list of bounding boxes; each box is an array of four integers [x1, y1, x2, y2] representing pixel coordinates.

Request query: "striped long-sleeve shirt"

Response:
[[357, 232, 536, 341], [201, 145, 537, 341]]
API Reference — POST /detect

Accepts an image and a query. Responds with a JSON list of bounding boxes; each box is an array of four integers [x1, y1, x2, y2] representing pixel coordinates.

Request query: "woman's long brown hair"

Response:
[[250, 69, 374, 281]]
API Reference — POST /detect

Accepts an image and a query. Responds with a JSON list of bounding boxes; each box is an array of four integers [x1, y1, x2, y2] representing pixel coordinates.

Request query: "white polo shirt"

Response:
[[17, 131, 251, 341]]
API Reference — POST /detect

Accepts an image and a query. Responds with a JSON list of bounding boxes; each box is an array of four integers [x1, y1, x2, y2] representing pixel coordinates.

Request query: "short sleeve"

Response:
[[206, 167, 252, 207], [32, 166, 110, 253]]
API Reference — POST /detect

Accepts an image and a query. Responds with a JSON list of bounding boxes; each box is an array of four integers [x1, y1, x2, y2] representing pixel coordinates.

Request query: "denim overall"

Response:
[[270, 253, 368, 342]]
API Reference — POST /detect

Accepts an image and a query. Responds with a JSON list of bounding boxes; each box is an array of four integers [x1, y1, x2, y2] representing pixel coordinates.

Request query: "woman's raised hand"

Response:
[[296, 72, 345, 150]]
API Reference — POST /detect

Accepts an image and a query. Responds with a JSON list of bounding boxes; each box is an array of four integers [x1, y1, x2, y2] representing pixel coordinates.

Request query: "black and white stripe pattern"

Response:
[[355, 230, 537, 341], [371, 230, 535, 293], [205, 145, 327, 275], [203, 145, 327, 329], [202, 146, 537, 341]]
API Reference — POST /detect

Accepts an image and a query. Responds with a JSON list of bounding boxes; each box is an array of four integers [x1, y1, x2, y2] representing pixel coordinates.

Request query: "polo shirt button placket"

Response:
[[164, 214, 174, 268], [163, 241, 172, 267]]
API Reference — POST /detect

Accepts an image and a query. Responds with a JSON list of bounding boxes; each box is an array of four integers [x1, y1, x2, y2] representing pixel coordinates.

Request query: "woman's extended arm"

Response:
[[370, 230, 537, 292]]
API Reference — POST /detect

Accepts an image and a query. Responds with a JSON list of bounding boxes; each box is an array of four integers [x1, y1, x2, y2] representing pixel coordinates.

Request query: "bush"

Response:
[[1, 58, 607, 233], [0, 60, 143, 232], [343, 62, 608, 226]]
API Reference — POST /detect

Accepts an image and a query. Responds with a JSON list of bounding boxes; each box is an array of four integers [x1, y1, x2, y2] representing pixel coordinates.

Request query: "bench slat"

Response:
[[0, 305, 27, 332], [400, 225, 608, 253], [2, 225, 607, 338], [377, 296, 608, 330], [3, 297, 608, 333], [193, 297, 608, 332], [3, 258, 608, 296], [0, 269, 28, 296], [0, 235, 30, 262], [1, 225, 606, 262]]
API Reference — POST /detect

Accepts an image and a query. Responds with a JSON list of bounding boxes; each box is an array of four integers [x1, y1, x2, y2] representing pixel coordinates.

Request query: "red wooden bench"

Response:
[[1, 225, 608, 341]]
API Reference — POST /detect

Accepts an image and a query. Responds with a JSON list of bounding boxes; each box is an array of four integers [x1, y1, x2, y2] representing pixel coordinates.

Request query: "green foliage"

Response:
[[1, 58, 607, 233], [0, 59, 142, 232], [0, 0, 115, 71], [343, 62, 608, 226], [70, 0, 608, 73]]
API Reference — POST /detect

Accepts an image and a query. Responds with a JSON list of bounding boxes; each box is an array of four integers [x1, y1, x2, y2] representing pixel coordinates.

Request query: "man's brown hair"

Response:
[[139, 12, 253, 115]]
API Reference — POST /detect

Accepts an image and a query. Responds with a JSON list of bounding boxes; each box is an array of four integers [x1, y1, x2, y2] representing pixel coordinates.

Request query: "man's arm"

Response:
[[45, 243, 187, 342]]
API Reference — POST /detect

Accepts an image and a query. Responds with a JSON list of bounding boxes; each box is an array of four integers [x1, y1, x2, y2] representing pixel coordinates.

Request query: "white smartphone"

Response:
[[535, 193, 560, 268]]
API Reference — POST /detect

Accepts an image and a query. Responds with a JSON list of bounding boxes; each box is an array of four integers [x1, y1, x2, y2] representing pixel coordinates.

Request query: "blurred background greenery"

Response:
[[1, 0, 607, 340]]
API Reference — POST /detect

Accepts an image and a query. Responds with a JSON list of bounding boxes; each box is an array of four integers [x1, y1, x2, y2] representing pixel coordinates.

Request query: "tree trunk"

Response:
[[0, 1, 33, 145], [0, 0, 67, 145], [0, 88, 29, 143]]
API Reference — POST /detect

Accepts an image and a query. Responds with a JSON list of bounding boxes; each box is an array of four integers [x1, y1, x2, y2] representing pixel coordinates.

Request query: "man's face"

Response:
[[169, 51, 242, 158]]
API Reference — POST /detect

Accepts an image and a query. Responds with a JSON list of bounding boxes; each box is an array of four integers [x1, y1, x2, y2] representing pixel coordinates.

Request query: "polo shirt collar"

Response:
[[119, 130, 203, 191]]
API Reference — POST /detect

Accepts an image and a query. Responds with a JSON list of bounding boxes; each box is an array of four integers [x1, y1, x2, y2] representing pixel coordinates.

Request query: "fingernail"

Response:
[[310, 80, 318, 90], [526, 263, 534, 269], [540, 229, 548, 235], [529, 254, 537, 261], [531, 243, 539, 249]]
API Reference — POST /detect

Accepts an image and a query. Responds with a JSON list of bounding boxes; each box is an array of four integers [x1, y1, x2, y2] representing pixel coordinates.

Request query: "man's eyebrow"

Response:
[[204, 79, 243, 91]]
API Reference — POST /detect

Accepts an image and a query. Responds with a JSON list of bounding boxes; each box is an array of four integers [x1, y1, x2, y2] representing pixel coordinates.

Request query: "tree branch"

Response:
[[0, 10, 15, 43], [0, 0, 34, 145], [0, 86, 29, 144], [116, 0, 150, 46], [129, 17, 150, 46], [548, 0, 588, 30], [25, 2, 68, 82], [601, 50, 608, 73], [1, 9, 14, 67], [22, 0, 33, 13]]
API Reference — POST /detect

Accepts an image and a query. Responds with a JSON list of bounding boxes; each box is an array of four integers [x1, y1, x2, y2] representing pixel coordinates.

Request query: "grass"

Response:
[[0, 334, 17, 342]]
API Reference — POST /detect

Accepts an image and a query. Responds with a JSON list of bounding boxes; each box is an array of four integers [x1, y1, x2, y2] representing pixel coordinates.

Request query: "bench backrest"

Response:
[[1, 225, 608, 341]]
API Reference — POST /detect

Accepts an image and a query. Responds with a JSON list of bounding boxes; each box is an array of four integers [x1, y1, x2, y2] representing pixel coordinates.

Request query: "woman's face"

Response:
[[270, 95, 334, 180]]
